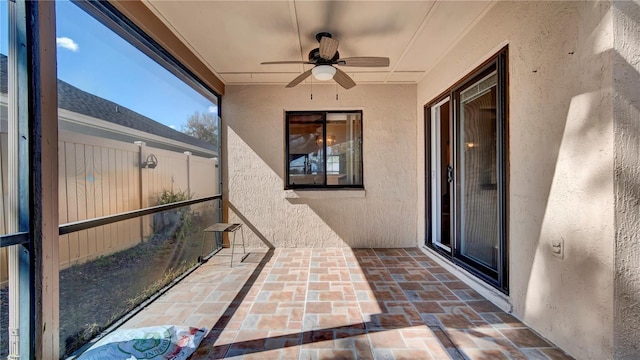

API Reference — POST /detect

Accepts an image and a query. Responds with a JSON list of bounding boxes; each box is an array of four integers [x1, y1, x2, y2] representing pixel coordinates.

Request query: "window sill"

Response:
[[284, 189, 366, 199]]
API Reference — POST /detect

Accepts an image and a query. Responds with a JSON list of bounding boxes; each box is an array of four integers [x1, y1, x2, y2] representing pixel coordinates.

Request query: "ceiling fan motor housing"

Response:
[[315, 31, 333, 42], [308, 48, 340, 64]]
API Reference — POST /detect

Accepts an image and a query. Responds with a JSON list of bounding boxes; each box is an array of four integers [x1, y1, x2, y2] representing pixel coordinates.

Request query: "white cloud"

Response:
[[208, 105, 217, 113], [56, 37, 79, 52], [169, 125, 177, 129]]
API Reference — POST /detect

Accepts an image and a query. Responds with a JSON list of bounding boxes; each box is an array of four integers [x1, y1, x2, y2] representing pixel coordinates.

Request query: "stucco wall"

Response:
[[416, 1, 614, 359], [612, 1, 640, 358], [223, 84, 417, 249]]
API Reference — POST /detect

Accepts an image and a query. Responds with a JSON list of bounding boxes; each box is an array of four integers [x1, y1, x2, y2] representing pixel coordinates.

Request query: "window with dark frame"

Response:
[[286, 111, 363, 189]]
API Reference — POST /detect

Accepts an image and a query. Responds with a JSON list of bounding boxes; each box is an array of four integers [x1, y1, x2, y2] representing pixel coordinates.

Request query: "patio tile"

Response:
[[217, 282, 244, 292], [392, 349, 434, 360], [262, 282, 285, 291], [413, 301, 446, 314], [491, 337, 528, 360], [384, 301, 423, 324], [280, 346, 300, 359], [519, 348, 554, 360], [316, 349, 356, 359], [301, 329, 337, 349], [463, 349, 510, 360], [303, 314, 319, 331], [438, 301, 469, 313], [425, 338, 454, 359], [120, 247, 572, 360], [454, 306, 484, 321], [494, 312, 526, 327], [368, 329, 406, 348], [318, 290, 345, 301], [415, 290, 448, 301], [306, 302, 333, 314], [240, 315, 260, 330], [437, 314, 476, 329], [397, 281, 424, 290], [255, 314, 290, 330], [446, 328, 480, 349], [465, 326, 505, 349], [308, 282, 330, 290], [500, 328, 551, 348], [194, 302, 229, 315], [267, 290, 295, 302], [540, 348, 575, 360], [368, 313, 412, 329], [249, 302, 278, 314], [467, 300, 503, 313]]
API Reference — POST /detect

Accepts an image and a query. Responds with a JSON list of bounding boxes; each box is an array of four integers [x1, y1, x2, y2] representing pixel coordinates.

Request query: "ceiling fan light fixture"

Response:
[[312, 65, 336, 81]]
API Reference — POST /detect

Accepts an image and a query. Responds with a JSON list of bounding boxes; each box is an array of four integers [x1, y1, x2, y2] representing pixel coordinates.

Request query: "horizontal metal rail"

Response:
[[0, 232, 29, 248], [59, 194, 221, 235]]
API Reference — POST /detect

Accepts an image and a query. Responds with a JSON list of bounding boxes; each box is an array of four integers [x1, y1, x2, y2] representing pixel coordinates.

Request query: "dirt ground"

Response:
[[0, 212, 218, 358]]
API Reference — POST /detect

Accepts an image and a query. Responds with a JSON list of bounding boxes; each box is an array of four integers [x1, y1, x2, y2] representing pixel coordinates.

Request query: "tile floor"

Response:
[[122, 248, 574, 360]]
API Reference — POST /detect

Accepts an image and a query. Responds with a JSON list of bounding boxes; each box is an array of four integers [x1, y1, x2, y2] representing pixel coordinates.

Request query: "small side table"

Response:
[[203, 223, 247, 267]]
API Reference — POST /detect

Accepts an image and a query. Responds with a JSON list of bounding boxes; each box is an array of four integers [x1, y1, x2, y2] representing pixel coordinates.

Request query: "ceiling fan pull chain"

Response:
[[310, 77, 313, 100], [336, 83, 339, 101]]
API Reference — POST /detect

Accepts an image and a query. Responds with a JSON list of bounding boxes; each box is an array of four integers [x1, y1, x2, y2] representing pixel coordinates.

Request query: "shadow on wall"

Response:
[[611, 1, 640, 358], [521, 1, 640, 358], [227, 202, 274, 249]]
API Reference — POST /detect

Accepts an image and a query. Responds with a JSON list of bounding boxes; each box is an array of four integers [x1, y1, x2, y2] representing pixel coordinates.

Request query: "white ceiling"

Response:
[[144, 1, 496, 87]]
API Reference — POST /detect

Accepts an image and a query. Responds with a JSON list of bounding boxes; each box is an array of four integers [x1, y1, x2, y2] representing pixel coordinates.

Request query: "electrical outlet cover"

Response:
[[551, 237, 564, 259]]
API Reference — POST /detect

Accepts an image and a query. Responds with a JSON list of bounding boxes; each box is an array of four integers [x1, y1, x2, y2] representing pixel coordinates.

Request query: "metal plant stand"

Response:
[[203, 223, 247, 267]]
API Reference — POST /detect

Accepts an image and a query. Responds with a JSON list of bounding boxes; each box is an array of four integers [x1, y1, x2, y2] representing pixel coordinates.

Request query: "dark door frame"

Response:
[[424, 46, 509, 293]]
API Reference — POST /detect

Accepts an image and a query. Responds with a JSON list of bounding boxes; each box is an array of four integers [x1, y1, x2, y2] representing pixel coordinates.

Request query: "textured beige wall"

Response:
[[612, 1, 640, 358], [223, 84, 416, 249], [416, 1, 614, 359]]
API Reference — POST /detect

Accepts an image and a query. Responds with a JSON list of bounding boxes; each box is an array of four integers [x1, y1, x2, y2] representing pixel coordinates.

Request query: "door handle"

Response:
[[447, 165, 454, 183]]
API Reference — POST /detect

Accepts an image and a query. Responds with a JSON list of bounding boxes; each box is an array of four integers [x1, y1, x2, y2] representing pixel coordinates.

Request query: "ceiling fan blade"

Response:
[[338, 57, 390, 67], [286, 69, 313, 88], [333, 68, 356, 89], [319, 36, 339, 60], [261, 61, 313, 65]]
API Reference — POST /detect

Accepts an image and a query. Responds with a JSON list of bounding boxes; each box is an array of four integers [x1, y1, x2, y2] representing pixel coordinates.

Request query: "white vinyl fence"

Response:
[[0, 130, 218, 284]]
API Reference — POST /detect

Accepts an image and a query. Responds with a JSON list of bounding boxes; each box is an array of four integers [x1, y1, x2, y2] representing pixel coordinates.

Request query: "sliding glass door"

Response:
[[425, 48, 508, 292]]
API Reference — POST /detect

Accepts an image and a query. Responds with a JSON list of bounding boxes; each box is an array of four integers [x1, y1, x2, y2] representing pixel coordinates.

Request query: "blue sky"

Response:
[[1, 0, 218, 131]]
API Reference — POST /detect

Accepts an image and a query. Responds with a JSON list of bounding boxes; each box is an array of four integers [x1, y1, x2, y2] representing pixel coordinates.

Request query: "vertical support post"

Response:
[[216, 113, 223, 226], [348, 114, 354, 184], [7, 0, 22, 356], [212, 157, 219, 194], [212, 157, 221, 249], [28, 1, 59, 357], [135, 141, 146, 242], [184, 151, 192, 195]]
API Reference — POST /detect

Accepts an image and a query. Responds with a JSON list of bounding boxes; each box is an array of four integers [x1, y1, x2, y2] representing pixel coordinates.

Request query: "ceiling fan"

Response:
[[261, 32, 390, 90]]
